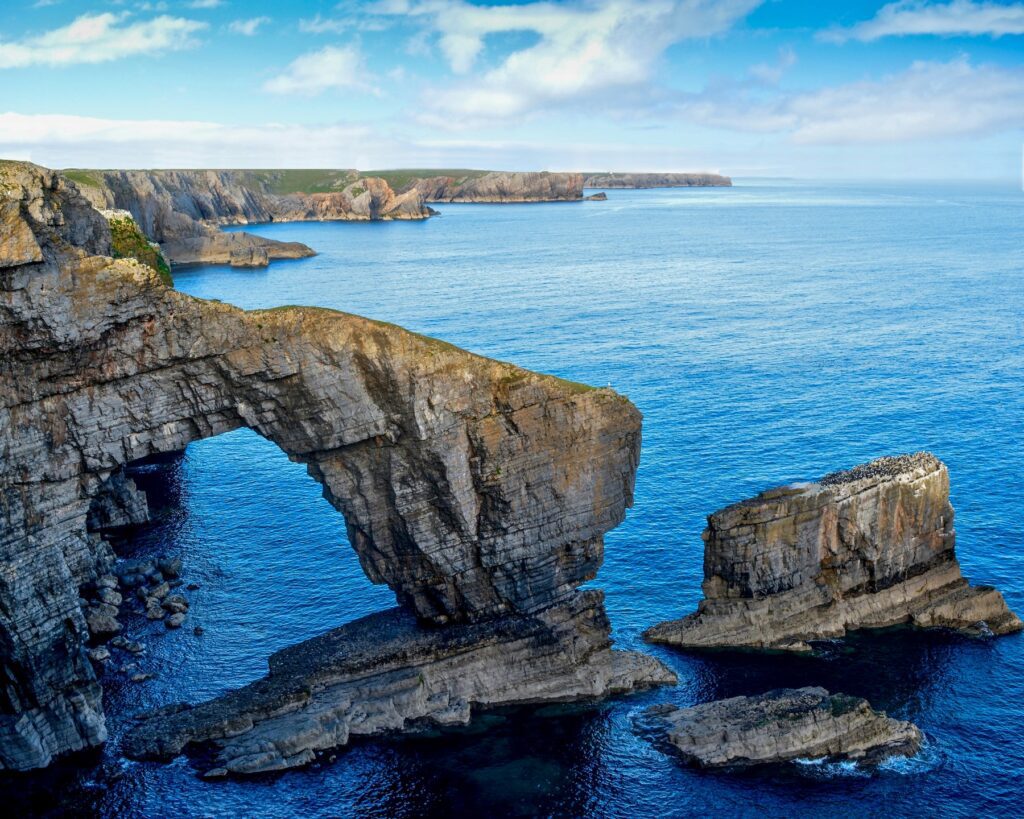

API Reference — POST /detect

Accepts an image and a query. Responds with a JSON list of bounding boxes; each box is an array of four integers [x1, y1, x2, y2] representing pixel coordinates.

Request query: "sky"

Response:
[[0, 0, 1023, 178]]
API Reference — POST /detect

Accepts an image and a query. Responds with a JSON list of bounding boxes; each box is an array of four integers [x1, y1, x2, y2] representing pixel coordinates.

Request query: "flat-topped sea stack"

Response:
[[643, 687, 921, 768], [583, 172, 732, 188], [645, 453, 1022, 652], [0, 161, 673, 772]]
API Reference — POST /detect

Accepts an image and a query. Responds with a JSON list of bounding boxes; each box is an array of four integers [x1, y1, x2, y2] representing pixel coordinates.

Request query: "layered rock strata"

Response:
[[406, 171, 584, 202], [124, 590, 674, 775], [0, 161, 671, 771], [73, 170, 431, 266], [583, 173, 732, 188], [645, 454, 1022, 651], [642, 687, 921, 768]]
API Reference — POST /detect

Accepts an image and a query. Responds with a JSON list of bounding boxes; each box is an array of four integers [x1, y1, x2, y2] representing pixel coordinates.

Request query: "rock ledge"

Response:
[[642, 687, 921, 768]]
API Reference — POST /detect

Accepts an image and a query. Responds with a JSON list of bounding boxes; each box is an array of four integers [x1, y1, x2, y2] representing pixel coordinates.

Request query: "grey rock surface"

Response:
[[643, 687, 921, 768], [124, 590, 675, 775]]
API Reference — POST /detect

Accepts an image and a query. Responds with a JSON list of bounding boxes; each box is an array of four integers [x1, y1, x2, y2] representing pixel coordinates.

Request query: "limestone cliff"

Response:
[[0, 161, 672, 772], [405, 171, 584, 202], [642, 687, 921, 768], [70, 169, 432, 267], [583, 172, 732, 188], [645, 454, 1022, 651]]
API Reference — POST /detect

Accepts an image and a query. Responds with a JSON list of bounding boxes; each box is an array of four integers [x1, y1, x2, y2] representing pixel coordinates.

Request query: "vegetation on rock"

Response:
[[108, 215, 173, 286]]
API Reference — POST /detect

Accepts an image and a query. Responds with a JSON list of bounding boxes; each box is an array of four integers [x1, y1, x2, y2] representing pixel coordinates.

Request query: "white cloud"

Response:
[[263, 45, 378, 96], [0, 12, 205, 69], [823, 0, 1024, 43], [682, 57, 1024, 143], [298, 14, 349, 34], [187, 0, 223, 9], [228, 17, 269, 36], [748, 46, 797, 85], [370, 0, 762, 124]]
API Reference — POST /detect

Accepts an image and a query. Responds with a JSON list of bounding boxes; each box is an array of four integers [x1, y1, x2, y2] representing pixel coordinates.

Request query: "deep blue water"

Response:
[[11, 180, 1024, 817]]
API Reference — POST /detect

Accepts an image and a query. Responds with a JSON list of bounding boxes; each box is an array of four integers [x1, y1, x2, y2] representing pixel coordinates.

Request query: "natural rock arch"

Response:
[[0, 162, 669, 772]]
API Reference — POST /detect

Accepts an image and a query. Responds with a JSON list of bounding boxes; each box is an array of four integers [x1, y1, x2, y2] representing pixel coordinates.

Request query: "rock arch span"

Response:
[[0, 163, 673, 772]]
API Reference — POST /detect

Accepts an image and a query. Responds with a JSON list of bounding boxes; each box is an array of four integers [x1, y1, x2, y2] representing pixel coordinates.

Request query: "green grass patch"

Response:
[[362, 169, 490, 191], [62, 169, 103, 188], [108, 216, 173, 286]]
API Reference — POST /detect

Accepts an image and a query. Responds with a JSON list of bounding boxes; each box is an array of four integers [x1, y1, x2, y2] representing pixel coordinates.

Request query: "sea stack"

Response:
[[642, 687, 922, 768], [645, 453, 1022, 652]]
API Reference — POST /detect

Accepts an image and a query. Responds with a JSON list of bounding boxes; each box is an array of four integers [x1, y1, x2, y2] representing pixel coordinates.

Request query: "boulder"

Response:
[[643, 687, 921, 768]]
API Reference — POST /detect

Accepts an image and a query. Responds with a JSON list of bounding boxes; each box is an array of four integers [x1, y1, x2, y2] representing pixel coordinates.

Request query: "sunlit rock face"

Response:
[[0, 162, 669, 772], [645, 453, 1022, 652], [75, 169, 431, 266]]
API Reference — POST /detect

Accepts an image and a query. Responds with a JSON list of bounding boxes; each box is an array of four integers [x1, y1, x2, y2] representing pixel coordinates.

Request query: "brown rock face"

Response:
[[645, 453, 1022, 651], [643, 687, 921, 768], [0, 161, 668, 771]]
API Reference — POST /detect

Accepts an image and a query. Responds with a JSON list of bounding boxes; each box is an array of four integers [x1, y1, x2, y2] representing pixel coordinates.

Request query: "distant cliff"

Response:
[[403, 171, 584, 202], [583, 172, 731, 188], [67, 169, 432, 267]]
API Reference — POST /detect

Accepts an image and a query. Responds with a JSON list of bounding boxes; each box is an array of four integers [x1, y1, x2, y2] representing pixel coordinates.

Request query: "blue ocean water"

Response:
[[10, 180, 1024, 817]]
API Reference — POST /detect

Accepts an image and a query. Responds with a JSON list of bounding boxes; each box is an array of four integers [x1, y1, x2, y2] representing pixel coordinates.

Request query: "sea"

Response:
[[8, 179, 1024, 817]]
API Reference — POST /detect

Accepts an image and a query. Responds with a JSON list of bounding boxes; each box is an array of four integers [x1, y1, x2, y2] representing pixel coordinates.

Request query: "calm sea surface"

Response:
[[9, 180, 1024, 817]]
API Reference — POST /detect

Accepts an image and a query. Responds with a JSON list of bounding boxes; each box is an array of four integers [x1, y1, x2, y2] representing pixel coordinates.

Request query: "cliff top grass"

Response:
[[251, 304, 599, 396], [62, 169, 103, 188], [363, 169, 489, 190]]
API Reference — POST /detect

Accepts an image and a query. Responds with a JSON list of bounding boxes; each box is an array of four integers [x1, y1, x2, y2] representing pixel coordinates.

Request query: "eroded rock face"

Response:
[[0, 161, 664, 770], [74, 170, 432, 266], [642, 687, 921, 768], [124, 590, 674, 775], [583, 173, 732, 188], [645, 454, 1022, 651], [407, 172, 584, 202]]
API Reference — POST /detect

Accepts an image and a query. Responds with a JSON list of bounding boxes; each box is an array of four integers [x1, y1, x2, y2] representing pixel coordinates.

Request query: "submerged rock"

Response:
[[123, 590, 674, 776], [643, 687, 921, 768], [645, 454, 1022, 651]]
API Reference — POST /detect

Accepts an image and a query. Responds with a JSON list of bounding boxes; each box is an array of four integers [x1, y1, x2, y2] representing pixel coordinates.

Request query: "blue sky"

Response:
[[1, 0, 1022, 177]]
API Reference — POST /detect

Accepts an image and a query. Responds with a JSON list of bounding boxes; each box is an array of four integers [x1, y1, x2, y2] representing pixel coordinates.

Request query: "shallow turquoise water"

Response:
[[10, 180, 1024, 817]]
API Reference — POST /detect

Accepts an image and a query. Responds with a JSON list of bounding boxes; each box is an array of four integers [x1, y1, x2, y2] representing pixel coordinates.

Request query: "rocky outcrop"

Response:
[[73, 170, 433, 267], [161, 231, 314, 268], [583, 172, 732, 188], [406, 172, 584, 202], [124, 590, 673, 775], [645, 454, 1022, 652], [642, 687, 921, 768], [0, 161, 671, 771]]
